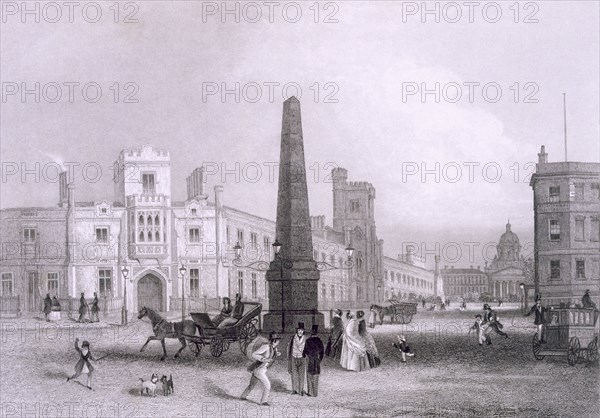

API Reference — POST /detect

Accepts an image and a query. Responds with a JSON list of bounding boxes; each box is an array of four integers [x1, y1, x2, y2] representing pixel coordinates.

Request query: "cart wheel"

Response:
[[239, 323, 258, 354], [567, 336, 580, 366], [532, 333, 545, 360], [210, 336, 224, 357], [189, 341, 203, 356], [586, 337, 598, 362]]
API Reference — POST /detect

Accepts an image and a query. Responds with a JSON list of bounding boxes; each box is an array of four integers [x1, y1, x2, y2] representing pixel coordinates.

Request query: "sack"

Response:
[[245, 335, 269, 361], [325, 338, 332, 357], [247, 361, 262, 373]]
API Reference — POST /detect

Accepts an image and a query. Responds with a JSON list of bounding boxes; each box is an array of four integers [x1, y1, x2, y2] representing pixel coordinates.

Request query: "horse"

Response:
[[370, 304, 395, 325], [137, 306, 199, 361]]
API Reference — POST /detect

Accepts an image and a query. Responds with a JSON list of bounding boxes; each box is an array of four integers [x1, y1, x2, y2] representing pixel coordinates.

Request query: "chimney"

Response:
[[405, 246, 414, 265], [59, 171, 68, 207], [538, 145, 548, 164], [186, 168, 205, 200], [67, 183, 75, 208], [214, 185, 223, 209]]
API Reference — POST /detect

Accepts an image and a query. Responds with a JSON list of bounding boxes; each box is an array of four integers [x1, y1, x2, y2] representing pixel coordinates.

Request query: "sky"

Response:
[[1, 0, 599, 268]]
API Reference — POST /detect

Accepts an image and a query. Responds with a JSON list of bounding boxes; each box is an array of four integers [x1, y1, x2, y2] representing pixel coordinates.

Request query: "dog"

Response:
[[160, 374, 174, 396], [140, 373, 159, 397]]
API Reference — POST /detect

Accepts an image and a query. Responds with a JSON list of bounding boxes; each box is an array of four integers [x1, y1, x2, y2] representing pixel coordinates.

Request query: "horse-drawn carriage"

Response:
[[371, 299, 418, 324], [532, 306, 599, 366], [188, 302, 261, 357]]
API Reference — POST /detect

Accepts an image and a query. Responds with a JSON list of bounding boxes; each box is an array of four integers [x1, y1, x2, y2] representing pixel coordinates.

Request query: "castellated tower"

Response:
[[331, 167, 382, 302]]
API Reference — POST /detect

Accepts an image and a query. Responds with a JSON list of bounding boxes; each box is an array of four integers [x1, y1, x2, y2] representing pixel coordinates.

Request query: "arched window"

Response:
[[147, 215, 153, 226], [139, 231, 145, 242], [147, 231, 152, 242], [155, 215, 160, 225], [139, 215, 144, 225], [155, 231, 160, 242]]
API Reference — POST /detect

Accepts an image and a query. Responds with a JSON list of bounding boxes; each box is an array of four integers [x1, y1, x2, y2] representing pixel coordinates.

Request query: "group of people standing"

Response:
[[76, 292, 100, 323], [42, 293, 62, 322], [328, 309, 380, 372]]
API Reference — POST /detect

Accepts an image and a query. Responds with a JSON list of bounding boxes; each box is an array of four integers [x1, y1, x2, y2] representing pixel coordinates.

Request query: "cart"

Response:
[[532, 307, 599, 366], [188, 302, 261, 357], [374, 299, 418, 324]]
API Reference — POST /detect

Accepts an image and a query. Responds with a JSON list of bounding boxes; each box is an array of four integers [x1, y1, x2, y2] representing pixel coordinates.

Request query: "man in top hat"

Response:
[[525, 296, 547, 343], [582, 290, 597, 309], [287, 322, 307, 395], [327, 309, 344, 360], [241, 332, 281, 406], [90, 292, 100, 323], [77, 292, 89, 323], [482, 303, 509, 344], [43, 293, 52, 322], [303, 325, 324, 397]]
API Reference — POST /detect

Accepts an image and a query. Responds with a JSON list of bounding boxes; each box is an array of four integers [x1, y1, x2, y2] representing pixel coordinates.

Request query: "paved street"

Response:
[[1, 308, 597, 418]]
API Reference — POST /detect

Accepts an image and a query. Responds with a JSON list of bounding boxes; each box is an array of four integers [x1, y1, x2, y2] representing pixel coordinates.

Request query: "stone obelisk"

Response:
[[263, 97, 324, 334]]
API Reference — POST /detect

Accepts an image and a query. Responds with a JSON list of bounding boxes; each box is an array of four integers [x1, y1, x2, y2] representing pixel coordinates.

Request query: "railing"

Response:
[[0, 295, 21, 317]]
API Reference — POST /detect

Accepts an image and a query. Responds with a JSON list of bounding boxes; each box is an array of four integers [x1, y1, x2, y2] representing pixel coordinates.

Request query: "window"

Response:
[[237, 271, 243, 296], [23, 227, 36, 242], [47, 273, 59, 295], [226, 226, 230, 245], [142, 173, 155, 194], [251, 273, 257, 299], [550, 261, 560, 280], [189, 228, 200, 243], [189, 269, 199, 297], [264, 237, 270, 255], [576, 260, 585, 279], [322, 283, 327, 299], [575, 218, 585, 241], [350, 200, 360, 213], [101, 207, 107, 214], [331, 285, 335, 300], [191, 208, 197, 216], [313, 249, 318, 260], [549, 186, 560, 203], [96, 227, 108, 243], [98, 269, 112, 297], [574, 183, 584, 201], [591, 184, 600, 201], [237, 229, 244, 244], [549, 220, 560, 241], [250, 233, 258, 246], [591, 217, 600, 242], [1, 273, 13, 296]]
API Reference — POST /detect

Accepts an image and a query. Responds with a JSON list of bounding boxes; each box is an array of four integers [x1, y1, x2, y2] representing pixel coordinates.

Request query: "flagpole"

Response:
[[563, 93, 568, 161]]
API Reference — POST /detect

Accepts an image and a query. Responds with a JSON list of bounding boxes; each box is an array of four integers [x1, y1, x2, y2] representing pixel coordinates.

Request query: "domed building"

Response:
[[485, 221, 528, 300]]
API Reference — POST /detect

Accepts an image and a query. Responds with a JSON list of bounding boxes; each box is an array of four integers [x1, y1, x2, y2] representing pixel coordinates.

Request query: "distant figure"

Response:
[[422, 299, 426, 308], [440, 302, 446, 311], [218, 294, 245, 328], [52, 296, 61, 310], [241, 332, 281, 406], [392, 335, 414, 362], [90, 292, 100, 323], [43, 293, 52, 322], [470, 314, 487, 346], [303, 325, 324, 397], [368, 307, 377, 329], [525, 297, 546, 343], [582, 290, 597, 309], [212, 297, 233, 327], [498, 300, 503, 307], [77, 293, 89, 323], [326, 309, 344, 360], [67, 338, 96, 390]]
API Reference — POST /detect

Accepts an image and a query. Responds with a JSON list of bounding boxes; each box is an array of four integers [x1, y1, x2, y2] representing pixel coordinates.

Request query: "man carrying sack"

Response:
[[241, 332, 281, 406]]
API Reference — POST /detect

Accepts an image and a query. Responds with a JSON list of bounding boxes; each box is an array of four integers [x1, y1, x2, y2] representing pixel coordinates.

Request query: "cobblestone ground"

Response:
[[1, 308, 597, 418]]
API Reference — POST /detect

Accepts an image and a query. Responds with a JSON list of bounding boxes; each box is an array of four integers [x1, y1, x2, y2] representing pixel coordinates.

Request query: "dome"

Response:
[[499, 221, 519, 246]]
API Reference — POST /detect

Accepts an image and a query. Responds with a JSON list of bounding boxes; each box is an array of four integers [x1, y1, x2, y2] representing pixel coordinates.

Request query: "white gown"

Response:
[[339, 318, 367, 371]]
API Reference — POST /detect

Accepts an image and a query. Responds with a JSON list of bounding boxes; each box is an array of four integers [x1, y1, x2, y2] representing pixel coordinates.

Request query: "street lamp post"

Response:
[[377, 285, 381, 303], [121, 265, 129, 326], [179, 265, 187, 322]]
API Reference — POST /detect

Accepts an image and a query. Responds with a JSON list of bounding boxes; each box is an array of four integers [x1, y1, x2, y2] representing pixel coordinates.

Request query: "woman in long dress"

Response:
[[340, 312, 368, 372], [357, 311, 380, 368]]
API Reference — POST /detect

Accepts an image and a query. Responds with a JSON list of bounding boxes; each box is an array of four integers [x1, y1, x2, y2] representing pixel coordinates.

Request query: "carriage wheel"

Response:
[[532, 333, 545, 360], [399, 312, 406, 324], [210, 336, 224, 357], [567, 337, 580, 366], [586, 337, 598, 362], [239, 323, 258, 354], [188, 340, 203, 356], [405, 313, 413, 324]]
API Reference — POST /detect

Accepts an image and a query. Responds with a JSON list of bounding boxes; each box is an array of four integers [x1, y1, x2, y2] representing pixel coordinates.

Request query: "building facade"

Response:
[[530, 146, 600, 306], [441, 266, 488, 301], [1, 145, 389, 313], [382, 248, 442, 301]]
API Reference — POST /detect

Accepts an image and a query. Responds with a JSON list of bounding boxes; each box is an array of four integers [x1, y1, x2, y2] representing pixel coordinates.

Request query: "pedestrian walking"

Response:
[[241, 332, 281, 406], [303, 325, 324, 397], [525, 297, 546, 343], [470, 314, 487, 346], [482, 304, 509, 344], [43, 293, 52, 322], [90, 292, 100, 323], [287, 322, 307, 395], [326, 309, 344, 360], [392, 335, 414, 362], [368, 307, 377, 329], [67, 338, 96, 390], [77, 293, 89, 323]]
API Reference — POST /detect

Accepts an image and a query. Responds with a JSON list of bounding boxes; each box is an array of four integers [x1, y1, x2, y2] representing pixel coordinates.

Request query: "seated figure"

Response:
[[217, 294, 245, 328], [213, 297, 233, 327]]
